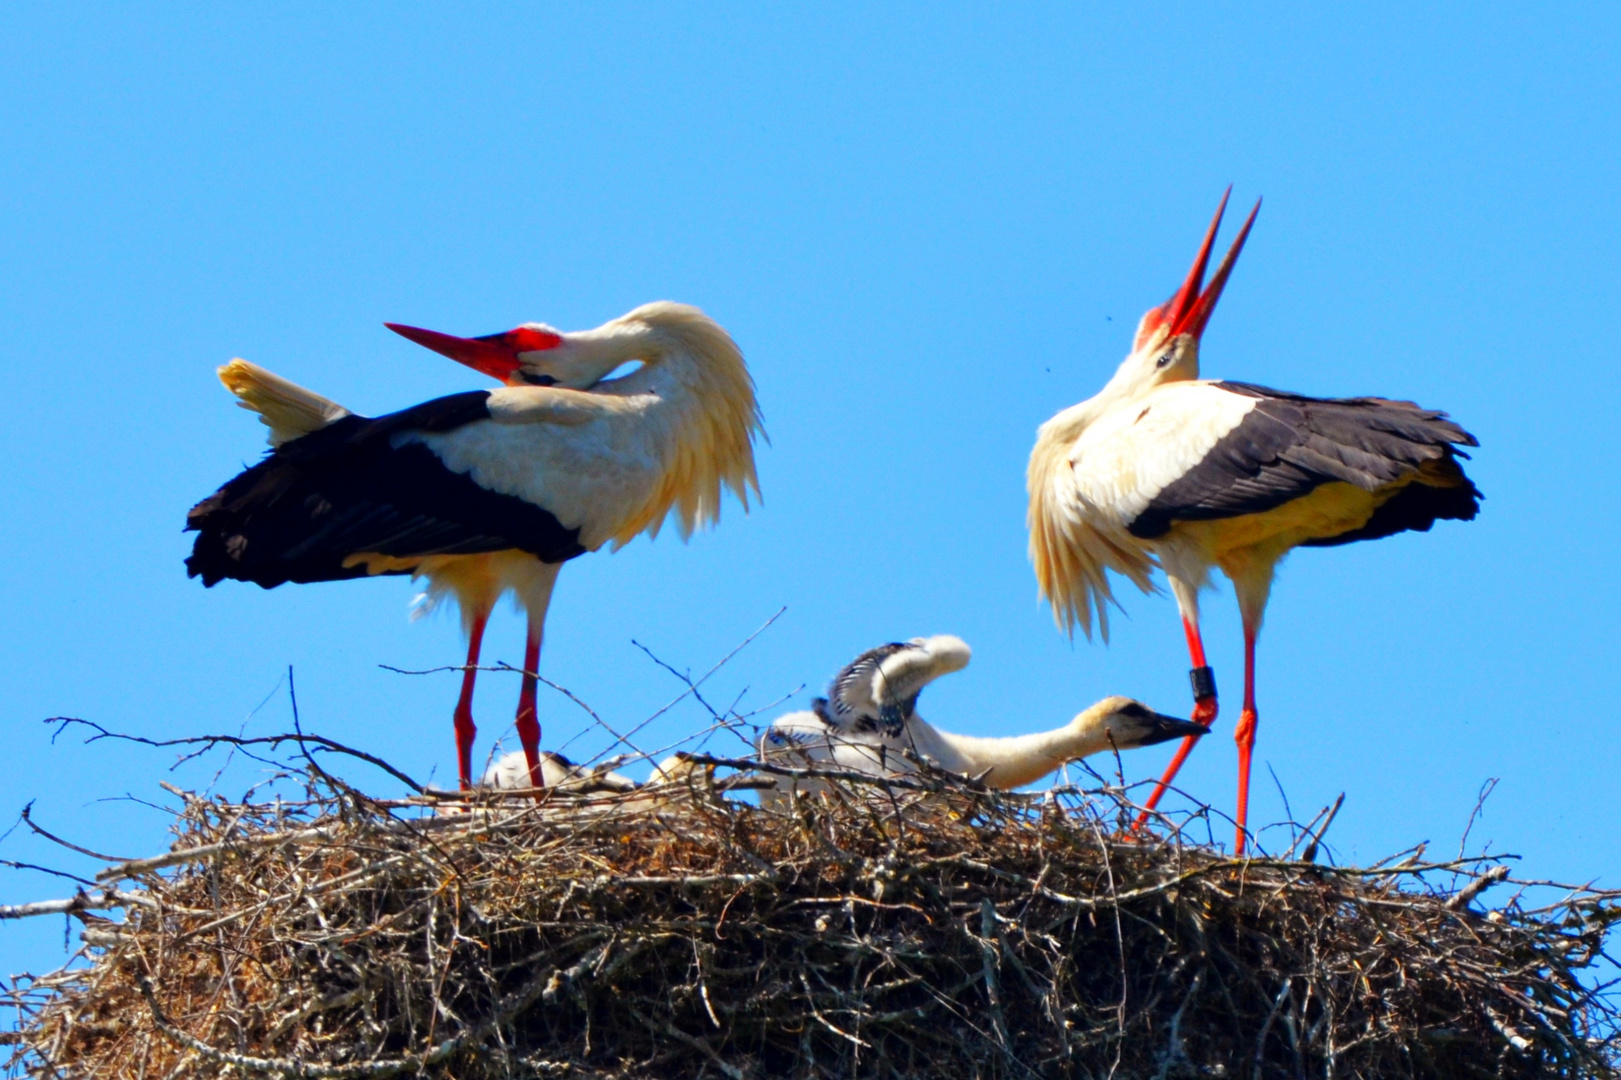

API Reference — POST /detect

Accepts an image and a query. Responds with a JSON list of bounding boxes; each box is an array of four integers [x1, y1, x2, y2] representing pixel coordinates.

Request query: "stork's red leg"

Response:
[[514, 619, 544, 796], [1233, 622, 1259, 854], [1133, 616, 1218, 830], [453, 614, 489, 789]]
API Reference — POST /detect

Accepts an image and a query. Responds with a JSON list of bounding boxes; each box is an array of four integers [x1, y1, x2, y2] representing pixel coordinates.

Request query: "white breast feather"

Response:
[[409, 384, 678, 551], [1067, 382, 1257, 526], [1031, 382, 1259, 638]]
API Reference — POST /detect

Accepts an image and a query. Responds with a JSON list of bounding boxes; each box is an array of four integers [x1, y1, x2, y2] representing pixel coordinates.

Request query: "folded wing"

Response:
[[1125, 381, 1480, 543], [186, 392, 586, 588]]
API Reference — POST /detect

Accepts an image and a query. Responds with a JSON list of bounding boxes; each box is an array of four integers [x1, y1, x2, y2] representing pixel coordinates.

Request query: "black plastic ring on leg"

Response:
[[1189, 665, 1217, 704]]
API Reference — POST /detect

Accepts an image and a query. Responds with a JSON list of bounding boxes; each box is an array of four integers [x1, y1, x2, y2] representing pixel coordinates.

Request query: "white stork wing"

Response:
[[757, 709, 914, 782], [219, 359, 351, 446], [1120, 382, 1480, 542], [821, 635, 970, 738], [187, 392, 589, 588], [870, 634, 970, 711]]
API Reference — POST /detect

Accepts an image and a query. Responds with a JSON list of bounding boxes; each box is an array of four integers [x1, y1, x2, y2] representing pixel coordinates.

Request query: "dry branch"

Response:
[[4, 755, 1619, 1079]]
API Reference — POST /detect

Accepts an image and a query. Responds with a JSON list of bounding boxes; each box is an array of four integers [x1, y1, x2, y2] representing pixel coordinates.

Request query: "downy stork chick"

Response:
[[188, 302, 764, 792], [483, 749, 708, 789], [480, 749, 712, 813], [1027, 191, 1480, 852], [482, 749, 641, 795], [757, 635, 1204, 807]]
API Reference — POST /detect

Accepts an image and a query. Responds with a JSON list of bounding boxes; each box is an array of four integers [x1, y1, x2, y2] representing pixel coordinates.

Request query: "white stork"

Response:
[[188, 302, 764, 791], [757, 634, 1205, 806], [1027, 192, 1480, 852]]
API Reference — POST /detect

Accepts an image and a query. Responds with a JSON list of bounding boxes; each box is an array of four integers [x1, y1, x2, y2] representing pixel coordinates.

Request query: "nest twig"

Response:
[[4, 753, 1619, 1079]]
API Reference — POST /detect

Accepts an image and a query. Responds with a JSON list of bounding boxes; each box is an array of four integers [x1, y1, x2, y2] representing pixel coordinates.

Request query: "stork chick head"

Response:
[[1077, 696, 1209, 752], [1106, 189, 1260, 399]]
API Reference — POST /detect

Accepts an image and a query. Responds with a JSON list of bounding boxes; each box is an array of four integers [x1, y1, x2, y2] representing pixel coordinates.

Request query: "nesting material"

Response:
[[6, 760, 1619, 1079]]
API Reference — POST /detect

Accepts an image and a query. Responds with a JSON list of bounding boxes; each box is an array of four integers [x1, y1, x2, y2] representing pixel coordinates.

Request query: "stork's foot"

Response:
[[515, 711, 543, 797], [515, 633, 545, 798], [453, 705, 478, 791], [454, 615, 490, 791], [1233, 707, 1258, 855]]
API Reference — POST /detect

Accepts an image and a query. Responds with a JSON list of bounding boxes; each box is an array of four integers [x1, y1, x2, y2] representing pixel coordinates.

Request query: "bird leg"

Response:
[[1233, 623, 1259, 855], [453, 614, 489, 790], [1133, 616, 1218, 830], [514, 618, 545, 797], [1183, 614, 1220, 725]]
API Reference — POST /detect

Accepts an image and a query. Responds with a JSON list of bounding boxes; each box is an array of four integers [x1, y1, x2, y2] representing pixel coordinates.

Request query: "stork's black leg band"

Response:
[[1189, 665, 1217, 703]]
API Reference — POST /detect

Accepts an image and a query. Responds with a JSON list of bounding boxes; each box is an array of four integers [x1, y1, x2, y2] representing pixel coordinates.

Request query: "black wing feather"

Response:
[[1128, 382, 1481, 542], [186, 392, 586, 588], [824, 643, 912, 737]]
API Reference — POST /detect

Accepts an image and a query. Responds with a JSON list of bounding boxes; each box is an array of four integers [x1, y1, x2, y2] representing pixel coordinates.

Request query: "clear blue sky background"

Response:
[[3, 5, 1618, 979]]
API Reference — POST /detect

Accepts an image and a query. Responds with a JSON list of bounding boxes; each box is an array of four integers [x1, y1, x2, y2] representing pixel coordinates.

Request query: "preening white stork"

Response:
[[1027, 191, 1481, 852], [757, 635, 1205, 806], [188, 302, 764, 791]]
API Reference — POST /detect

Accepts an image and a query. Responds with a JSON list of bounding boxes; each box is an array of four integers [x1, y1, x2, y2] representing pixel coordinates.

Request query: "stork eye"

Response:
[[519, 371, 558, 387], [1155, 352, 1175, 369]]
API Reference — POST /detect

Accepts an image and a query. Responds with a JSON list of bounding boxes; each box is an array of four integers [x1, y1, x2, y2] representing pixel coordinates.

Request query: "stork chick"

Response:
[[480, 749, 714, 813], [482, 749, 641, 794], [757, 635, 1204, 806], [1027, 191, 1480, 852], [188, 302, 764, 791]]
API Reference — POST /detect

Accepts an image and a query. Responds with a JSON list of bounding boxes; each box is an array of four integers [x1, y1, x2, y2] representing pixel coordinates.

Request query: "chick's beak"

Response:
[[1136, 713, 1211, 748]]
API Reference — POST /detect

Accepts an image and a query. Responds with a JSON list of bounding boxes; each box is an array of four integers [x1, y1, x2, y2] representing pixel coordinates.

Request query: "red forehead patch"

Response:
[[506, 326, 563, 353]]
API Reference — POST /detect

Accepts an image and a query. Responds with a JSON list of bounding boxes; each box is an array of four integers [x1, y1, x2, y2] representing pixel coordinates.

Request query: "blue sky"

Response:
[[3, 5, 1618, 978]]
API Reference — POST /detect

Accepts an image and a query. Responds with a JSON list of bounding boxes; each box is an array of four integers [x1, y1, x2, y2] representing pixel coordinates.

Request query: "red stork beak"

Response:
[[385, 322, 564, 383], [1138, 189, 1262, 348]]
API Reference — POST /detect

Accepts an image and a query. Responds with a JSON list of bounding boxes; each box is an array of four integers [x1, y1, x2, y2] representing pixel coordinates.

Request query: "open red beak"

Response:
[[385, 323, 563, 383], [1147, 188, 1261, 345]]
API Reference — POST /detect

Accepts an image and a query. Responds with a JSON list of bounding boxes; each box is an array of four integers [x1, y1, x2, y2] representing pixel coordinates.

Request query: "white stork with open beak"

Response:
[[758, 635, 1205, 805], [187, 302, 764, 791], [1027, 192, 1481, 852]]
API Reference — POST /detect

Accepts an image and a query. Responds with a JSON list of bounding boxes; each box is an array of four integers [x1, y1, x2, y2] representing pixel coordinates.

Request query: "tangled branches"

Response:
[[5, 757, 1620, 1079]]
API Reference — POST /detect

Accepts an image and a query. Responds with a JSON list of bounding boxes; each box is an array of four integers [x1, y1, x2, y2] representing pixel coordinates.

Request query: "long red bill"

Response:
[[1171, 195, 1261, 340], [385, 322, 562, 383], [1159, 186, 1233, 338]]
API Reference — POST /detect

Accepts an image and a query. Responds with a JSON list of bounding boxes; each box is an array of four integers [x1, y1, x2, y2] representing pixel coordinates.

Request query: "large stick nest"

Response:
[[5, 755, 1620, 1079]]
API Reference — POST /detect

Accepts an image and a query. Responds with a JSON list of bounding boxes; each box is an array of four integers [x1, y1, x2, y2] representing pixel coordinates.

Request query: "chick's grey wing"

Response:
[[825, 643, 915, 735]]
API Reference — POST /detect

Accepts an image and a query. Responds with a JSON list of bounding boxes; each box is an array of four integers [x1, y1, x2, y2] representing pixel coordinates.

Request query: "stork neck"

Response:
[[572, 304, 762, 545], [561, 324, 670, 389], [1093, 334, 1202, 404], [904, 715, 1109, 790]]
